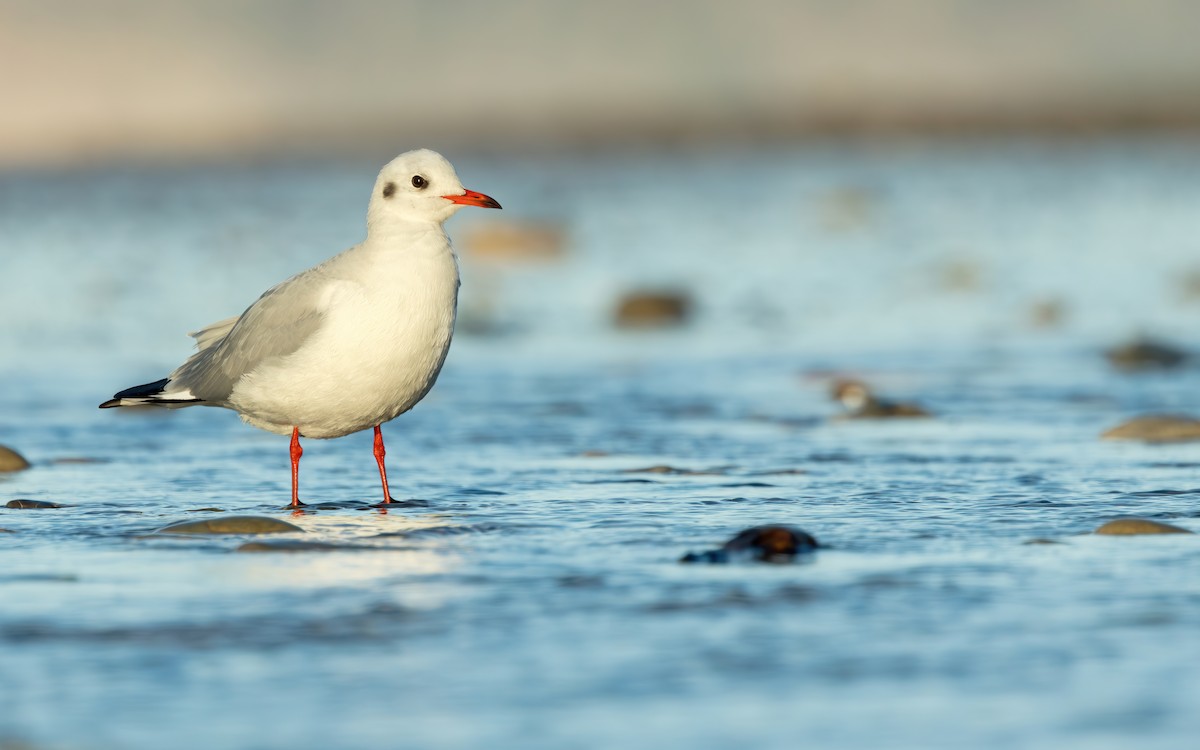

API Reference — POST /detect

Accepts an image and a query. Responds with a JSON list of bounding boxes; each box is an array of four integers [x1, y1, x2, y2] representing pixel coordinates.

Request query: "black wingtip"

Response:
[[100, 377, 171, 408], [112, 377, 170, 400]]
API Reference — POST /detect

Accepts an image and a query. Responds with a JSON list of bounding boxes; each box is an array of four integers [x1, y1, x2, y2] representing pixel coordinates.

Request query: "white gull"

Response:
[[100, 149, 501, 507]]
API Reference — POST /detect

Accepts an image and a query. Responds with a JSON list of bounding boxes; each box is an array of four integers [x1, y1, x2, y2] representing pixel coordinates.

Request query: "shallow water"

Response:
[[2, 140, 1200, 749]]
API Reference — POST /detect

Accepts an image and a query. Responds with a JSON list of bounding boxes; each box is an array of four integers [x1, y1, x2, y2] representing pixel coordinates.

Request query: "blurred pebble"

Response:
[[1094, 518, 1193, 535], [614, 290, 691, 329], [830, 379, 931, 419], [154, 516, 303, 535], [5, 499, 64, 509], [937, 260, 982, 292], [1101, 414, 1200, 443], [1177, 269, 1200, 301], [681, 525, 819, 564], [1105, 337, 1188, 371], [0, 527, 14, 533], [1028, 298, 1066, 328], [0, 445, 31, 472], [1022, 538, 1064, 545], [461, 220, 566, 261], [818, 186, 877, 231]]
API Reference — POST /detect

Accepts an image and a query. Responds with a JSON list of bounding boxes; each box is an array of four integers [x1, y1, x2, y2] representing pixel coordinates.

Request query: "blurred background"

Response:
[[3, 0, 1200, 375], [3, 0, 1200, 165]]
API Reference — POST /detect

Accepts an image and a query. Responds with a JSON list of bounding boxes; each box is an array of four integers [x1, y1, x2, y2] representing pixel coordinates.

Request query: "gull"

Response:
[[100, 149, 501, 507]]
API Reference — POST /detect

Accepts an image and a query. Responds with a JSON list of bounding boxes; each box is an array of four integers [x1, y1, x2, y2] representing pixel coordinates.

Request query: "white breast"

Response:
[[229, 232, 460, 438]]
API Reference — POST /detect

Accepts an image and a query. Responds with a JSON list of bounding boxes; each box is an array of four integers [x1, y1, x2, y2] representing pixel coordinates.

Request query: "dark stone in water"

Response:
[[5, 499, 64, 509], [681, 525, 820, 564], [1094, 518, 1193, 536], [1105, 337, 1188, 371], [613, 290, 692, 329], [154, 516, 303, 535]]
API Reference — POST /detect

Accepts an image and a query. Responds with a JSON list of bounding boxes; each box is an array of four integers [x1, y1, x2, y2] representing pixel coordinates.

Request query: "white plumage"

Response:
[[101, 149, 501, 505]]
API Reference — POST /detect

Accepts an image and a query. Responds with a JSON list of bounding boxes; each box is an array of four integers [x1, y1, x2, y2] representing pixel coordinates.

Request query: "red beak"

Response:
[[443, 189, 502, 209]]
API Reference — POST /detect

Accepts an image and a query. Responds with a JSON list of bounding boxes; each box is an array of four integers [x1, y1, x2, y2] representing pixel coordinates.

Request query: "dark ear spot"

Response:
[[382, 182, 396, 199]]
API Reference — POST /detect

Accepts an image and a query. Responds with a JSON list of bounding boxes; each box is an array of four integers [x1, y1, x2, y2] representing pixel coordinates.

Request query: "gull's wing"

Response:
[[169, 269, 337, 405]]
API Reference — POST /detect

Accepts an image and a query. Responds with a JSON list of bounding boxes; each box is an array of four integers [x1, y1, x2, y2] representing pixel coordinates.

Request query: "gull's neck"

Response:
[[364, 215, 450, 252]]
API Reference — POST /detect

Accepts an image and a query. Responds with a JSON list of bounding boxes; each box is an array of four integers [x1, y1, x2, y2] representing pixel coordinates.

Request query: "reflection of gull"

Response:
[[830, 379, 931, 419], [236, 514, 464, 594], [100, 149, 500, 507]]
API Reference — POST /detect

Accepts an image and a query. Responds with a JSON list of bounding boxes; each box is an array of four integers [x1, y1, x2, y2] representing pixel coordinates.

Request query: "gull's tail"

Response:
[[99, 378, 204, 409]]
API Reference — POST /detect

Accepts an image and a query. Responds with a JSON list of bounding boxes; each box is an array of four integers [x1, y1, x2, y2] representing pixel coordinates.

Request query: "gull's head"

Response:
[[368, 148, 501, 228]]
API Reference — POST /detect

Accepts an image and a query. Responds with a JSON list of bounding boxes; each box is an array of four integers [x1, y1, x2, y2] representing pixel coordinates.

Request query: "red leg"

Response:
[[289, 426, 303, 507], [373, 425, 394, 504]]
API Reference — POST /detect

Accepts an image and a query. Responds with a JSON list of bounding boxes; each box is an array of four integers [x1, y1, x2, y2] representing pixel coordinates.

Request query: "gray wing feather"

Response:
[[189, 315, 240, 352], [169, 272, 330, 404]]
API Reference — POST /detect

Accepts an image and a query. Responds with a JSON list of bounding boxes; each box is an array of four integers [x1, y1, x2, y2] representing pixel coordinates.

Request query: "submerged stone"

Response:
[[1105, 337, 1188, 371], [1101, 414, 1200, 443], [614, 290, 692, 329], [1094, 518, 1193, 536], [0, 445, 31, 472], [155, 516, 303, 535], [5, 499, 64, 509], [681, 524, 820, 564]]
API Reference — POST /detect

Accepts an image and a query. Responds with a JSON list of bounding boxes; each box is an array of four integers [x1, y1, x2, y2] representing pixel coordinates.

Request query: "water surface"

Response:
[[2, 140, 1200, 749]]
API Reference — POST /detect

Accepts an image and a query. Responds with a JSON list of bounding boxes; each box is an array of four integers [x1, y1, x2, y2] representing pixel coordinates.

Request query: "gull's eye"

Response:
[[382, 182, 396, 199], [411, 175, 428, 189]]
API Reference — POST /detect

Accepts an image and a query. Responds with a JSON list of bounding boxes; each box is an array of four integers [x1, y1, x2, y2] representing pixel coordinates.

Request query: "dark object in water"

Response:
[[830, 379, 931, 419], [614, 290, 692, 328], [1105, 337, 1188, 371], [681, 525, 819, 564], [5, 499, 64, 509], [154, 516, 303, 535]]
